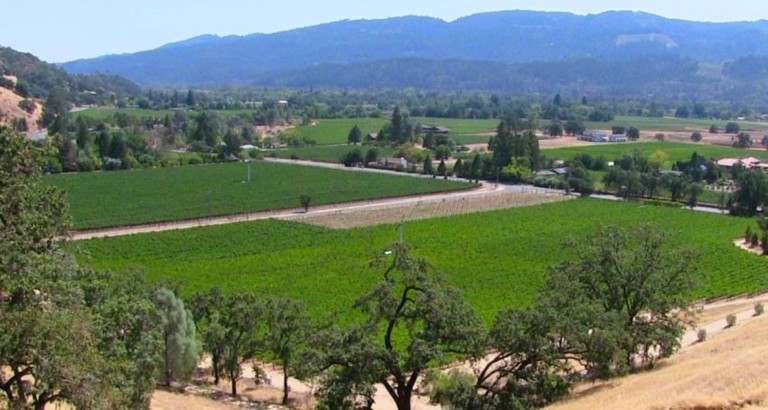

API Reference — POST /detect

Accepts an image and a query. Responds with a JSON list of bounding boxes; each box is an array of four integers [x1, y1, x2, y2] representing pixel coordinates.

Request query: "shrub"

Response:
[[187, 154, 203, 165], [751, 232, 759, 247], [102, 157, 122, 171], [0, 77, 14, 90], [696, 328, 707, 342], [122, 154, 141, 170], [18, 99, 36, 114], [138, 154, 157, 167], [299, 194, 311, 212], [754, 303, 764, 316], [725, 314, 737, 328]]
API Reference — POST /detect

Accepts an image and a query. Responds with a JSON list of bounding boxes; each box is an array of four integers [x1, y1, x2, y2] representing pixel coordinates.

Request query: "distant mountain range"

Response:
[[59, 11, 768, 96]]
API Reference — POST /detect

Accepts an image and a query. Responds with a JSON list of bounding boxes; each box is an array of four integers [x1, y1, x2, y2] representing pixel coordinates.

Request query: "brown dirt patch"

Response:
[[291, 191, 573, 229], [734, 239, 765, 256], [151, 390, 241, 410], [538, 136, 614, 149]]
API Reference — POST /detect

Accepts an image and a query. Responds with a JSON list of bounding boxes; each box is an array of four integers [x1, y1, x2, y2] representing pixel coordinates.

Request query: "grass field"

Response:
[[73, 107, 258, 122], [544, 141, 768, 163], [45, 162, 472, 230], [74, 199, 768, 325], [285, 118, 388, 145], [584, 116, 768, 133], [413, 117, 499, 135], [267, 145, 397, 163], [414, 117, 498, 146]]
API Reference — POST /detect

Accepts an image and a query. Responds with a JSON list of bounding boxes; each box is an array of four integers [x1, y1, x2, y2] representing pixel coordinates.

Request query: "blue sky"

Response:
[[3, 0, 767, 63]]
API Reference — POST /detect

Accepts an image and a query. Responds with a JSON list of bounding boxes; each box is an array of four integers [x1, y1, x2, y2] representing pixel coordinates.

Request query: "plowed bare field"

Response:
[[290, 191, 573, 229]]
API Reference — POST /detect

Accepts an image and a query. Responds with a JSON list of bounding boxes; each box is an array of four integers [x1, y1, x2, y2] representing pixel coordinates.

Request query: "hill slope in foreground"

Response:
[[549, 299, 768, 410]]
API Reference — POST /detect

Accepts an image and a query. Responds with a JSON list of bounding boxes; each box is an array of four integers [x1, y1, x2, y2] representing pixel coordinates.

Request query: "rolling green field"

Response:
[[415, 117, 498, 145], [74, 199, 768, 325], [72, 107, 175, 121], [286, 118, 388, 145], [45, 162, 472, 230], [584, 116, 768, 133], [268, 145, 398, 163], [544, 141, 768, 163], [73, 107, 258, 122], [413, 117, 499, 135]]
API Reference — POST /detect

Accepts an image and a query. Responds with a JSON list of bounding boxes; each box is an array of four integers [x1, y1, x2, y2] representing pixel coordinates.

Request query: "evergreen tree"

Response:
[[453, 158, 463, 177], [222, 128, 241, 156], [154, 288, 201, 387], [192, 111, 220, 147], [348, 124, 362, 145], [75, 115, 91, 150], [240, 125, 254, 144], [470, 154, 482, 182], [186, 89, 196, 107], [423, 154, 434, 176], [96, 129, 112, 158], [438, 159, 447, 179]]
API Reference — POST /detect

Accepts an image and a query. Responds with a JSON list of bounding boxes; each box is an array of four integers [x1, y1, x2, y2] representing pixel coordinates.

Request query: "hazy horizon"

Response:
[[2, 0, 767, 63]]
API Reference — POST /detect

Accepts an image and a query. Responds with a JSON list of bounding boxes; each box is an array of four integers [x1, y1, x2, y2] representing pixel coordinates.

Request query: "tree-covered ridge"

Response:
[[60, 11, 768, 87], [0, 46, 141, 103]]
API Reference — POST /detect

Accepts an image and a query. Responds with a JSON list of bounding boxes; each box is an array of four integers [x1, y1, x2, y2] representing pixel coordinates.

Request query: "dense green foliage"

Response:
[[307, 243, 485, 410], [154, 288, 201, 386], [44, 161, 472, 229], [75, 200, 768, 326], [0, 129, 161, 409]]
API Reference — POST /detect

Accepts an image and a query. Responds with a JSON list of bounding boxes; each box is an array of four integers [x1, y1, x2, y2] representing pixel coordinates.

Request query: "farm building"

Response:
[[577, 129, 608, 142], [379, 157, 408, 169], [609, 134, 628, 142], [577, 129, 628, 143]]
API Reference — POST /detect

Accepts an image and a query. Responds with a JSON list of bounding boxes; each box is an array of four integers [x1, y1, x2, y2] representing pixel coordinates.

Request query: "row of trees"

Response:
[[40, 109, 267, 173]]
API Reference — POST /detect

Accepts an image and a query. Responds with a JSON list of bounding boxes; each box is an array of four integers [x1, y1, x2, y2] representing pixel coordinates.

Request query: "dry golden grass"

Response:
[[548, 314, 768, 410], [0, 77, 41, 133]]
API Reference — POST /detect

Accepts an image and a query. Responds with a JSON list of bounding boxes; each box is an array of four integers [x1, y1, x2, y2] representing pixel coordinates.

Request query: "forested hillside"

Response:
[[0, 46, 141, 104], [60, 10, 768, 89]]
